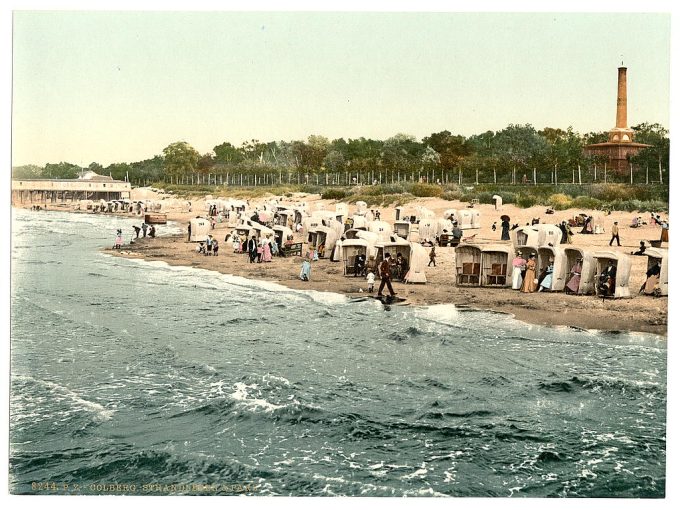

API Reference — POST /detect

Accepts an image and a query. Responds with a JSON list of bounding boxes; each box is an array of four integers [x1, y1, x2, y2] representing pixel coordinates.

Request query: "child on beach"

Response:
[[114, 229, 123, 249], [366, 270, 375, 293], [212, 239, 219, 256], [428, 246, 437, 267]]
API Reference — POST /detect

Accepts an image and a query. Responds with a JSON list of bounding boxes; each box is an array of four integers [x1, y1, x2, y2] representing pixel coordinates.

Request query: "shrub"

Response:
[[407, 183, 443, 198], [570, 196, 602, 210], [321, 188, 349, 200], [547, 193, 572, 210], [516, 194, 540, 208]]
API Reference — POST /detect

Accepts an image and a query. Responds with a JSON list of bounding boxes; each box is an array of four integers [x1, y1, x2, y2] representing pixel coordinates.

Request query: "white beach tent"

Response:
[[307, 226, 339, 259], [536, 245, 568, 291], [335, 203, 349, 222], [470, 209, 481, 229], [456, 210, 475, 230], [512, 224, 562, 249], [492, 195, 503, 210], [403, 243, 428, 284], [480, 245, 514, 287], [418, 218, 438, 243], [374, 235, 411, 264], [393, 220, 411, 239], [455, 244, 483, 286], [272, 225, 294, 250], [643, 247, 668, 296], [368, 220, 394, 241], [563, 247, 597, 295], [443, 209, 459, 223], [338, 239, 372, 274], [355, 201, 369, 215], [189, 217, 211, 242], [592, 251, 632, 299], [437, 218, 455, 237], [351, 215, 368, 230]]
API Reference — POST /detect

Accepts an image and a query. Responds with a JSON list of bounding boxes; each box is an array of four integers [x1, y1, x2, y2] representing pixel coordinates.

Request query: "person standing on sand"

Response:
[[428, 246, 436, 267], [247, 235, 258, 263], [609, 221, 620, 246], [187, 223, 191, 242], [114, 229, 123, 249], [377, 253, 396, 298], [511, 251, 525, 290], [262, 236, 272, 262], [520, 253, 538, 293], [501, 218, 511, 241], [133, 225, 141, 239], [212, 239, 219, 257], [141, 223, 148, 238]]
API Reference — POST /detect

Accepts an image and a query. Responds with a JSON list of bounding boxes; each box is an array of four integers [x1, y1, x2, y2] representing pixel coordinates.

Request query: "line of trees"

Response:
[[12, 122, 670, 186]]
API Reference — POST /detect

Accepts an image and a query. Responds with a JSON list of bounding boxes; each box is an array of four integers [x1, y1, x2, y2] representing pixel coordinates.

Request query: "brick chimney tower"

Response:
[[584, 65, 650, 171], [607, 66, 634, 143], [615, 66, 627, 129]]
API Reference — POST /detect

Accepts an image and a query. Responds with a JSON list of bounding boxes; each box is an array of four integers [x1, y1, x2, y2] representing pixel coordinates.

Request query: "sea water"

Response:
[[9, 208, 667, 497]]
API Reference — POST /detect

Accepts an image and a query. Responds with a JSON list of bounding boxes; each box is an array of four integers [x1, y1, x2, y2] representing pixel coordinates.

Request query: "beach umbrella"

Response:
[[501, 214, 510, 222]]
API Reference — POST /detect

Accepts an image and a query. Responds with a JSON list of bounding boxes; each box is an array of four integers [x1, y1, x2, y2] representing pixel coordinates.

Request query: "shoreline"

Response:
[[107, 231, 667, 337]]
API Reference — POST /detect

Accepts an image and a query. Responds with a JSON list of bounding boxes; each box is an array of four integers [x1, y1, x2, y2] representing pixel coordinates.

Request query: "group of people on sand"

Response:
[[132, 222, 155, 239], [220, 232, 280, 263], [196, 234, 219, 256], [510, 252, 555, 293]]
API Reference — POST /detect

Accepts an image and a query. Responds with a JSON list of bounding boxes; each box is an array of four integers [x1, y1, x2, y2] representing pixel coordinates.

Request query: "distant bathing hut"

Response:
[[272, 225, 294, 250], [456, 209, 480, 230], [393, 220, 411, 239], [307, 225, 339, 259], [455, 244, 482, 286], [480, 245, 514, 287], [367, 220, 393, 241], [563, 247, 597, 295], [418, 218, 438, 244], [512, 224, 562, 249], [336, 230, 379, 275], [593, 251, 632, 299], [643, 247, 668, 296], [536, 246, 568, 291], [189, 217, 211, 242]]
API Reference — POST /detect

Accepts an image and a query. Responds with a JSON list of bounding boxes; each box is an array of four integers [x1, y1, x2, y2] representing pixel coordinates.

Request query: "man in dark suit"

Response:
[[377, 253, 396, 298], [247, 235, 258, 263]]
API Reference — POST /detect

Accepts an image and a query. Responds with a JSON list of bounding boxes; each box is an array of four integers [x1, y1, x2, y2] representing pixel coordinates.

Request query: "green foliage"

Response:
[[570, 196, 602, 210], [516, 194, 540, 208], [163, 141, 200, 179], [406, 183, 443, 197], [321, 188, 349, 200], [547, 193, 572, 210], [12, 165, 43, 179]]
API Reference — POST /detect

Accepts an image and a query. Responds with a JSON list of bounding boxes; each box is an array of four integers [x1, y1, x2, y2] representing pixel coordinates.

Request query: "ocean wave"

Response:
[[12, 375, 115, 422]]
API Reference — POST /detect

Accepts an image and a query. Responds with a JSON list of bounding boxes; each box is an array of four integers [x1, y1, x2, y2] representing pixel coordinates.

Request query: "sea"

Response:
[[9, 208, 667, 497]]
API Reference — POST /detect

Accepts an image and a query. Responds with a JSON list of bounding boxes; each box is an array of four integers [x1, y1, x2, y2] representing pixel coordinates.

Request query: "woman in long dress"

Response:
[[565, 259, 582, 293], [538, 259, 554, 292], [520, 254, 538, 293], [501, 219, 511, 241], [300, 250, 313, 281], [262, 236, 272, 262], [511, 252, 526, 289]]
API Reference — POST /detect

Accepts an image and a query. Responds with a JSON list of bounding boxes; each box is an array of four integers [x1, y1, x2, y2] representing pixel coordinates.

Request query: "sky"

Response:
[[9, 8, 673, 168]]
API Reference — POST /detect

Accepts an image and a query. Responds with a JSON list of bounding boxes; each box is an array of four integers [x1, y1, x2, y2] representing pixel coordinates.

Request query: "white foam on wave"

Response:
[[13, 374, 115, 422], [413, 304, 459, 325], [229, 382, 284, 412]]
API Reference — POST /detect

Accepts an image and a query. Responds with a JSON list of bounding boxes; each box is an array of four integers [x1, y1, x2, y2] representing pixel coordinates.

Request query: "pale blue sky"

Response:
[[12, 11, 671, 167]]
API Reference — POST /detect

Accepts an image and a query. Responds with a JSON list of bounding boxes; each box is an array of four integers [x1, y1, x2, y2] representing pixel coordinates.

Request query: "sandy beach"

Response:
[[90, 190, 668, 336]]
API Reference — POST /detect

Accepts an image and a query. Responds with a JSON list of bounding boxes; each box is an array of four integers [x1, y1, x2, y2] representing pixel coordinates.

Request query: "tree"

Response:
[[630, 123, 670, 176], [43, 162, 82, 179], [162, 141, 200, 181], [12, 165, 43, 179], [213, 141, 244, 165]]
